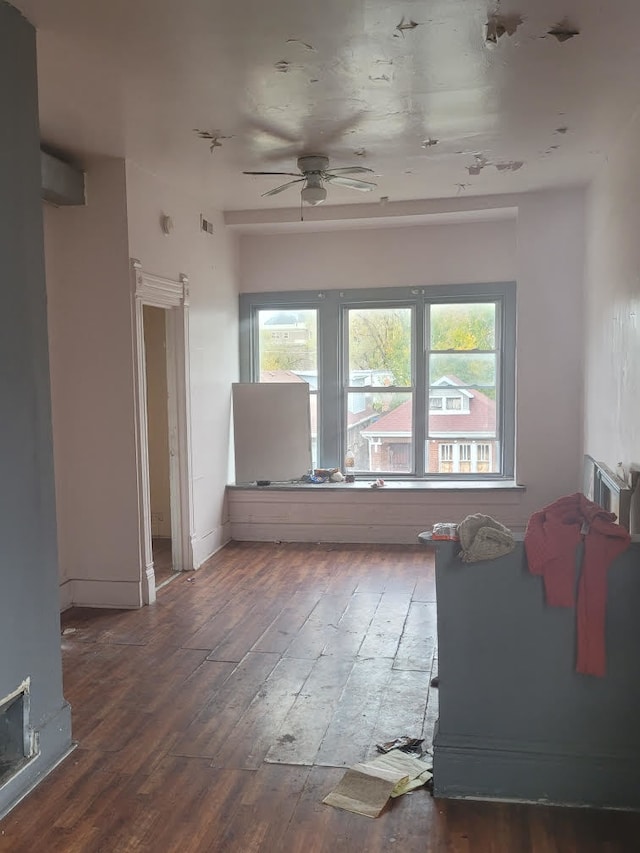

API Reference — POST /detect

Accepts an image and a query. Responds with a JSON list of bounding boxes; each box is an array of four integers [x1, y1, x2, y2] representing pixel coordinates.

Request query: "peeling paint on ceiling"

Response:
[[547, 19, 580, 43], [484, 12, 524, 46], [394, 16, 421, 38], [12, 0, 640, 210]]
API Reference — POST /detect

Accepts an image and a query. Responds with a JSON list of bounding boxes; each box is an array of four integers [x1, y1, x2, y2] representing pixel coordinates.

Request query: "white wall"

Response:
[[584, 113, 640, 532], [240, 219, 517, 292], [515, 189, 586, 511], [125, 161, 239, 565], [231, 193, 586, 541], [44, 157, 143, 608]]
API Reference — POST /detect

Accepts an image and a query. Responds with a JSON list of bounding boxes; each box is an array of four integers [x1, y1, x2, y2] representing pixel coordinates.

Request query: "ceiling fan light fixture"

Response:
[[301, 184, 327, 206]]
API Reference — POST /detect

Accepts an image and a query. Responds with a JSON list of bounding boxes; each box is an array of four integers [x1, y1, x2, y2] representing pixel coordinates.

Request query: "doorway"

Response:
[[132, 260, 194, 605], [142, 305, 175, 589]]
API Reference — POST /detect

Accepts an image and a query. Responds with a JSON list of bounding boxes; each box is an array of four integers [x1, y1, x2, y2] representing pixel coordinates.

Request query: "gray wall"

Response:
[[432, 537, 640, 809], [0, 2, 71, 817]]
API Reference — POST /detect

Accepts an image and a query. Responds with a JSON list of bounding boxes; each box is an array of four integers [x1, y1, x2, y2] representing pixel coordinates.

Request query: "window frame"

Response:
[[239, 282, 516, 480]]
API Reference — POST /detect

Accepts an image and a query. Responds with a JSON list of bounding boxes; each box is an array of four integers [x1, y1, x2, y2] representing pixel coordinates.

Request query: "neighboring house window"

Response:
[[477, 443, 491, 473], [239, 282, 516, 479], [439, 443, 454, 473]]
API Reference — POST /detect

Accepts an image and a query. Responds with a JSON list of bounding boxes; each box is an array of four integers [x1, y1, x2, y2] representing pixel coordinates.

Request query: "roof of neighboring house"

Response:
[[259, 370, 306, 383], [309, 402, 377, 436], [262, 312, 303, 326], [362, 386, 496, 437]]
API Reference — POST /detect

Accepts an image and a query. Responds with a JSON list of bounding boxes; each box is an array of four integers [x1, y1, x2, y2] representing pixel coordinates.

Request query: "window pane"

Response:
[[429, 353, 496, 392], [348, 307, 412, 386], [427, 439, 500, 474], [349, 392, 412, 473], [430, 303, 496, 351], [427, 348, 499, 475], [258, 309, 317, 381]]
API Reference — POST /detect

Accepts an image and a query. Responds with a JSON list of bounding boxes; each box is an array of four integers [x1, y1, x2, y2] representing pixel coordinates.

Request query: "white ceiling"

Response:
[[12, 0, 640, 212]]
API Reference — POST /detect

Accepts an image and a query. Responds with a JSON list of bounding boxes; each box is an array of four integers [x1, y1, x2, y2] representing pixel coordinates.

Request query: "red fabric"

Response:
[[524, 493, 630, 677]]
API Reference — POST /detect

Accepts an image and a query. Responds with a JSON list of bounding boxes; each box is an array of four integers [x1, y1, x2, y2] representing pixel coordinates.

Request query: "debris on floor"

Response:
[[61, 627, 77, 636], [323, 749, 433, 818], [376, 736, 424, 754]]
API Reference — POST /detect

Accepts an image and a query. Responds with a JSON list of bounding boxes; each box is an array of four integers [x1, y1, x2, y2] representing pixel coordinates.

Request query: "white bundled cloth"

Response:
[[457, 513, 515, 563]]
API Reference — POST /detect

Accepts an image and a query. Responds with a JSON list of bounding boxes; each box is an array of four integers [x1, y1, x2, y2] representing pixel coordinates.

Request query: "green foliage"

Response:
[[257, 303, 497, 396], [430, 304, 496, 394], [349, 309, 412, 386], [430, 303, 495, 351]]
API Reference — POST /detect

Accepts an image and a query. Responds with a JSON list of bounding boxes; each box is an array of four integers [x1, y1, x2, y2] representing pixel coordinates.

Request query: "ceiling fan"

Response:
[[243, 155, 376, 205]]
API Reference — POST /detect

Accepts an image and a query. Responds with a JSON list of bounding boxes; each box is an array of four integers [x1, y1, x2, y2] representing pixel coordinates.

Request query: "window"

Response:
[[439, 443, 454, 473], [240, 283, 515, 479], [477, 443, 491, 473], [256, 308, 319, 467], [459, 443, 472, 473]]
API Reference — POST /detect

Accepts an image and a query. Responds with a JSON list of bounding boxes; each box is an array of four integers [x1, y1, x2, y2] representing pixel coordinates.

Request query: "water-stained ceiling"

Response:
[[11, 0, 640, 210]]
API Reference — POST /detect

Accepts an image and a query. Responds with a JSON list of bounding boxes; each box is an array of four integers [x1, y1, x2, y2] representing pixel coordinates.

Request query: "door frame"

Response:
[[131, 258, 194, 604]]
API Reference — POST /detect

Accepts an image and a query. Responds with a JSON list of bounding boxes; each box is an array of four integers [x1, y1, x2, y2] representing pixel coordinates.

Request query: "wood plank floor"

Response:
[[1, 542, 639, 852], [152, 537, 176, 588]]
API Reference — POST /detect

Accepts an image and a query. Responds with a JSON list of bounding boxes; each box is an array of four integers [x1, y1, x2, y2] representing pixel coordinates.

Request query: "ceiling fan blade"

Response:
[[325, 166, 375, 175], [262, 178, 305, 197], [243, 171, 302, 177], [324, 175, 376, 191]]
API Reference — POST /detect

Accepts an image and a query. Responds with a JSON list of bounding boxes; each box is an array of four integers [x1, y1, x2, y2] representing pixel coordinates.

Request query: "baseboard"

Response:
[[193, 523, 231, 568], [433, 735, 640, 810], [67, 578, 143, 609], [58, 579, 73, 612], [0, 701, 73, 820]]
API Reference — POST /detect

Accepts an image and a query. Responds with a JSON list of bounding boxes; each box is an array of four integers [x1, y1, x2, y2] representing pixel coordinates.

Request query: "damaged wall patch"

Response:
[[286, 38, 315, 51], [485, 13, 523, 45], [194, 129, 233, 151], [467, 154, 488, 176], [547, 19, 580, 42], [495, 160, 524, 172], [394, 16, 420, 38]]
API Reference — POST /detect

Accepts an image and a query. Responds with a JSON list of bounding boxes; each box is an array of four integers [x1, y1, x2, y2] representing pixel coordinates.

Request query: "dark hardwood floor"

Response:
[[152, 537, 176, 588], [1, 542, 639, 852]]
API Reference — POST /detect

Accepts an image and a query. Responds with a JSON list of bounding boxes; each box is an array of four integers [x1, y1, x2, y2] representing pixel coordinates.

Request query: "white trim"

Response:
[[192, 522, 232, 568], [58, 579, 73, 612], [131, 259, 194, 606], [69, 578, 143, 609]]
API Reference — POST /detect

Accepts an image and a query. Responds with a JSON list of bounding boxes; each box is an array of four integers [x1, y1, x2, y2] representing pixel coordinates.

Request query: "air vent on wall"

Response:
[[200, 215, 214, 234]]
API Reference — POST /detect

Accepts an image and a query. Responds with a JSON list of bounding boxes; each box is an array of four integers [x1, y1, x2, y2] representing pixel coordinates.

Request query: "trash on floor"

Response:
[[323, 749, 433, 818], [376, 736, 424, 754], [61, 627, 77, 636]]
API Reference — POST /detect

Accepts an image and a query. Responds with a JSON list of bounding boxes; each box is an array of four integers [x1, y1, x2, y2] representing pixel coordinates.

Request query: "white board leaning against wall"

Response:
[[232, 383, 312, 484]]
